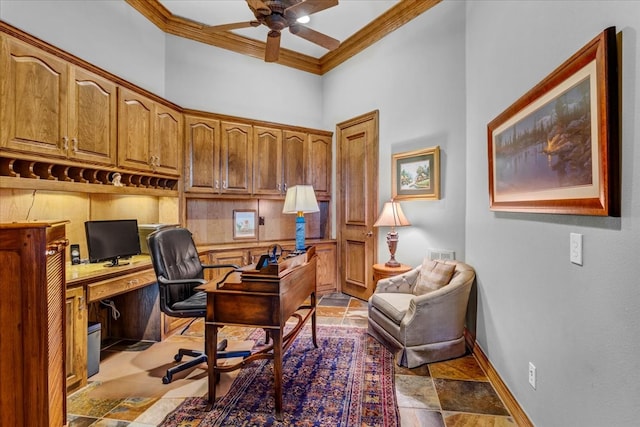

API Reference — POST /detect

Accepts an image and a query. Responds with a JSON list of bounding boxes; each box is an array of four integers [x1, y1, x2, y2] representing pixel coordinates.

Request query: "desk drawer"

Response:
[[87, 270, 157, 302]]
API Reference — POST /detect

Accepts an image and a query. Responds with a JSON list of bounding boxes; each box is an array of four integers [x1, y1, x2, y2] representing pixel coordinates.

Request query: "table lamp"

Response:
[[373, 200, 411, 267], [283, 185, 319, 253]]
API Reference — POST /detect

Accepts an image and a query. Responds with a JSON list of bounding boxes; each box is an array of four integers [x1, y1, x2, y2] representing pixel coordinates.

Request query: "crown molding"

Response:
[[125, 0, 441, 75]]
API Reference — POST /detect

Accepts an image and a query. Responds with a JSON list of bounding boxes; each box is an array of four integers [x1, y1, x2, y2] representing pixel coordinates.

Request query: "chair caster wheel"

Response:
[[162, 374, 172, 384], [174, 354, 183, 362]]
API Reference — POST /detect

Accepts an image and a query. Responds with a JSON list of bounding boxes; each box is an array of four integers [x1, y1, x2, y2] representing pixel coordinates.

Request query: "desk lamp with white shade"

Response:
[[282, 185, 319, 253]]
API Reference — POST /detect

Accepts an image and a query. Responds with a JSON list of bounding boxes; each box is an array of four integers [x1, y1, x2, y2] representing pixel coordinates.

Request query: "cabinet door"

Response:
[[283, 130, 306, 192], [221, 121, 252, 194], [209, 250, 247, 283], [154, 104, 182, 176], [252, 125, 283, 195], [185, 115, 221, 192], [307, 133, 332, 198], [68, 67, 117, 165], [117, 88, 153, 172], [65, 286, 87, 393], [0, 37, 68, 158], [315, 243, 337, 295]]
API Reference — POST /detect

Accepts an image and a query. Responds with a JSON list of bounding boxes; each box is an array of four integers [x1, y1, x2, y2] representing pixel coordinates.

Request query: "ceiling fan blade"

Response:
[[203, 21, 260, 33], [246, 0, 271, 16], [284, 0, 339, 20], [265, 30, 281, 62], [289, 24, 340, 51]]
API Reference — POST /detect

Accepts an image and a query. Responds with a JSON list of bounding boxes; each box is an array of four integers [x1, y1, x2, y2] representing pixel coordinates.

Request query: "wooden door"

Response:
[[184, 115, 221, 192], [221, 121, 252, 194], [117, 88, 153, 172], [68, 66, 117, 165], [336, 111, 379, 300], [252, 125, 283, 195], [307, 133, 332, 198], [0, 37, 68, 158], [154, 104, 182, 176], [282, 130, 306, 192]]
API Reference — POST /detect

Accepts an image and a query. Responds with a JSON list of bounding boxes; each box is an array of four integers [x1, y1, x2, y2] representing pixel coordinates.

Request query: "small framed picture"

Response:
[[233, 210, 257, 239], [392, 146, 441, 200]]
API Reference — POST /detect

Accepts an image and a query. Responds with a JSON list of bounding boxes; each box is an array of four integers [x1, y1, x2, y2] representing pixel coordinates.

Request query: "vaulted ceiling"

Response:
[[125, 0, 441, 75]]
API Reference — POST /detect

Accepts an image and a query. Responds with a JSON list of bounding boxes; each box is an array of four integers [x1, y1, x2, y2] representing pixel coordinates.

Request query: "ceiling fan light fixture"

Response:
[[296, 15, 310, 24]]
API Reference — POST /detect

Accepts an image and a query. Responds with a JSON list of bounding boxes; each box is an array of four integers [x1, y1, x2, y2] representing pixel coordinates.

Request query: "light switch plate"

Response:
[[570, 233, 583, 265]]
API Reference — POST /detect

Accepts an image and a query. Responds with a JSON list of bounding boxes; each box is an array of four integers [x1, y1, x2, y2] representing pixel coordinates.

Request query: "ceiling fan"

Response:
[[203, 0, 340, 62]]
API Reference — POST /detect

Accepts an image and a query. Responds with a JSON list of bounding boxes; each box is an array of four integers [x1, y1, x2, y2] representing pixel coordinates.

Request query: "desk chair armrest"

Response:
[[202, 263, 241, 287], [202, 263, 240, 270], [158, 276, 207, 286]]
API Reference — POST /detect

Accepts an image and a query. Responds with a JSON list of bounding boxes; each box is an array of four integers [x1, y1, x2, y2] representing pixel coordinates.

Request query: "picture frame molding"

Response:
[[487, 26, 619, 216], [392, 146, 441, 201], [232, 209, 257, 240]]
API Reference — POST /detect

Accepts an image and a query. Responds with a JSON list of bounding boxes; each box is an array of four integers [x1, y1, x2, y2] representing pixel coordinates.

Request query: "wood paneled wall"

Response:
[[0, 189, 177, 259], [186, 198, 328, 245]]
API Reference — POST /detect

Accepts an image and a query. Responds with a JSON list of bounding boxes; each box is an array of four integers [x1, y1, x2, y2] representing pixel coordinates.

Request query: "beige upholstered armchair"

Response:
[[368, 259, 476, 368]]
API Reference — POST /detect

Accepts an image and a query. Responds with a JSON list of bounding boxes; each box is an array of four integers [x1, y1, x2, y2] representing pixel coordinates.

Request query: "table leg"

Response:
[[206, 323, 218, 411], [272, 328, 283, 421]]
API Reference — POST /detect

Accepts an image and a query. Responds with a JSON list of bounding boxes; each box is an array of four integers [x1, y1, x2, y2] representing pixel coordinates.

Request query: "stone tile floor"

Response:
[[67, 293, 515, 426]]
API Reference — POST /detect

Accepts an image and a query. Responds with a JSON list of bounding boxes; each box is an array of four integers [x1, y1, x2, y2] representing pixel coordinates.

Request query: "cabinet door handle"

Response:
[[62, 136, 69, 151], [71, 137, 78, 152], [223, 180, 227, 189], [366, 231, 373, 237], [215, 179, 220, 189], [283, 182, 287, 192]]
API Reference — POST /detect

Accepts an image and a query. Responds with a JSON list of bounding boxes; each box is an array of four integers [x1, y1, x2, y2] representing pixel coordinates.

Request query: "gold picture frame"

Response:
[[392, 146, 440, 201], [487, 27, 619, 216]]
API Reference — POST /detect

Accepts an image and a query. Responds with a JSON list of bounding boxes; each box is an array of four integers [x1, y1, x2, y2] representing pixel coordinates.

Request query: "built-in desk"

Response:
[[66, 255, 169, 343], [65, 255, 172, 392], [67, 255, 156, 302]]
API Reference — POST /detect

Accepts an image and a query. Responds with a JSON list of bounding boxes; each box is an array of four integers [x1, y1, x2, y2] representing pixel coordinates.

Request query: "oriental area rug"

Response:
[[161, 325, 399, 426]]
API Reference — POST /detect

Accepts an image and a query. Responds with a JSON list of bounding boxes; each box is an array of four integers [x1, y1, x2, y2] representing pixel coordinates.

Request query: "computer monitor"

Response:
[[84, 219, 141, 267]]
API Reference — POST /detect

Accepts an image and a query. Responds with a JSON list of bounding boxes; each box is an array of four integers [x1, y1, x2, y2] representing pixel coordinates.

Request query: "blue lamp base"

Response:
[[295, 215, 306, 252]]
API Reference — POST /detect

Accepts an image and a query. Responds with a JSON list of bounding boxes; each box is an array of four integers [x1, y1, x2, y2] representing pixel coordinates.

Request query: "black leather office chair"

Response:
[[147, 227, 239, 384]]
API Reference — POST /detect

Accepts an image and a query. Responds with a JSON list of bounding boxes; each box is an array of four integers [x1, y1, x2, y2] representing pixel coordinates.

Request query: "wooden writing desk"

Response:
[[199, 249, 318, 420]]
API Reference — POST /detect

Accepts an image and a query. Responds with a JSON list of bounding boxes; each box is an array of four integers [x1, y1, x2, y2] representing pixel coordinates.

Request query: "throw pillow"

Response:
[[414, 259, 456, 296]]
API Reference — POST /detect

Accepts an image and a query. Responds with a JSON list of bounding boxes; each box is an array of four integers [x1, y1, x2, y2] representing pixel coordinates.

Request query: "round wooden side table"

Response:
[[373, 263, 412, 284]]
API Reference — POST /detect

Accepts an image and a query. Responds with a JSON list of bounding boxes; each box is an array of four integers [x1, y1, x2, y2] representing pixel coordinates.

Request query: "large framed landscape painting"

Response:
[[392, 146, 440, 201], [488, 27, 619, 216]]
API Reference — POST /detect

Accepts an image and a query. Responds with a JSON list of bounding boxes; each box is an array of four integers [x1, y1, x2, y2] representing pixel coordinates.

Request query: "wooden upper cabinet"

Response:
[[154, 103, 182, 175], [283, 130, 306, 192], [185, 115, 221, 192], [307, 133, 332, 198], [0, 36, 116, 165], [252, 127, 306, 196], [118, 88, 153, 172], [221, 121, 252, 194], [118, 88, 181, 176], [68, 67, 117, 165], [0, 36, 69, 157], [252, 125, 283, 195]]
